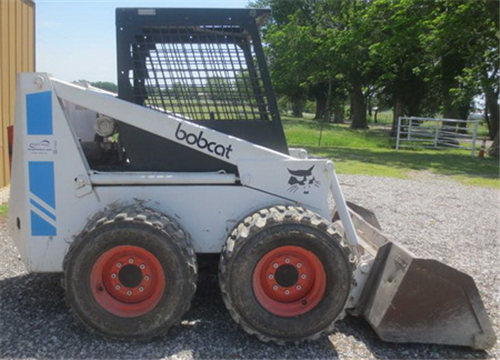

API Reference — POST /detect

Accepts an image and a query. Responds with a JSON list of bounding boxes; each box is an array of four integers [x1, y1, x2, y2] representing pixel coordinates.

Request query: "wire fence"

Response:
[[395, 117, 480, 157]]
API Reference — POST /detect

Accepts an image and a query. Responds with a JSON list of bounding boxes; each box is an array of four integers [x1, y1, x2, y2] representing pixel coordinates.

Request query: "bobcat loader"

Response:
[[8, 8, 496, 349]]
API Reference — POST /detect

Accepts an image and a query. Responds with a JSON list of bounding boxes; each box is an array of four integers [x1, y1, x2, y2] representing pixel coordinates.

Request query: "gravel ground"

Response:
[[0, 175, 498, 359]]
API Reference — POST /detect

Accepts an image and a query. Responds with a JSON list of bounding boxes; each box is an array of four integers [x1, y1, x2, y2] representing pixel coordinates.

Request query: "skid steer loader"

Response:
[[8, 8, 496, 349]]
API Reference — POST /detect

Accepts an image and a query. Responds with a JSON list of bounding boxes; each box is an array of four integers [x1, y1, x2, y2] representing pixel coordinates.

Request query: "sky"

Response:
[[36, 0, 250, 83]]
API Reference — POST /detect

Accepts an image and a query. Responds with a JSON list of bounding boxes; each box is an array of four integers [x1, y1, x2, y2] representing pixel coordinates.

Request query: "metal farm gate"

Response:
[[395, 116, 480, 157]]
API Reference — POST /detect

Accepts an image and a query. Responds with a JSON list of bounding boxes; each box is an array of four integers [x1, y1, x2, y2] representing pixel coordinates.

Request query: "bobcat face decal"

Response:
[[287, 165, 320, 194]]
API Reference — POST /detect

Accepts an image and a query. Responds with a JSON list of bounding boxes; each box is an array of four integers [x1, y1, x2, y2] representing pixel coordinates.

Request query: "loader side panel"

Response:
[[9, 73, 96, 271]]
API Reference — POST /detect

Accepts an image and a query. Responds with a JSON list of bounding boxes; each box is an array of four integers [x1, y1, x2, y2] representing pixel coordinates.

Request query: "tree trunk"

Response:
[[322, 80, 333, 123], [367, 94, 372, 117], [441, 54, 461, 120], [311, 82, 329, 120], [314, 93, 327, 120], [442, 91, 459, 119], [484, 95, 492, 137], [488, 131, 499, 157], [291, 95, 304, 118], [458, 103, 470, 122], [484, 87, 500, 140], [350, 85, 367, 129], [391, 95, 404, 137], [333, 101, 345, 123]]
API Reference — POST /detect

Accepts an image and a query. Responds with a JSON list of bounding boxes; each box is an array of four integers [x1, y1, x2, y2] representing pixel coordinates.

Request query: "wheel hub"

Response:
[[90, 245, 165, 317], [118, 264, 143, 288], [274, 264, 299, 288], [252, 245, 326, 317]]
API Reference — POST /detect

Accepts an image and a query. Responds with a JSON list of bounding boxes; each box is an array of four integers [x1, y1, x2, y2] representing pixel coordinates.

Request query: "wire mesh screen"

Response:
[[130, 26, 271, 121]]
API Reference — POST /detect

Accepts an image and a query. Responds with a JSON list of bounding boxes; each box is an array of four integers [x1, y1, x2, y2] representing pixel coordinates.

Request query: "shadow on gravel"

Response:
[[333, 316, 492, 360], [0, 273, 492, 359]]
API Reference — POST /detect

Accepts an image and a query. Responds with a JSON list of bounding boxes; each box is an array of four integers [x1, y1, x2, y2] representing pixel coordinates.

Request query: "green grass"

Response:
[[147, 98, 258, 120], [282, 116, 499, 189], [0, 203, 8, 216], [283, 117, 392, 149]]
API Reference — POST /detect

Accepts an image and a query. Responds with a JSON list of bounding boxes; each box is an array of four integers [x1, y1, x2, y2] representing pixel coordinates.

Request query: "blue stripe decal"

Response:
[[26, 91, 53, 135], [30, 199, 56, 221], [30, 211, 56, 236], [29, 161, 56, 236], [29, 161, 56, 209]]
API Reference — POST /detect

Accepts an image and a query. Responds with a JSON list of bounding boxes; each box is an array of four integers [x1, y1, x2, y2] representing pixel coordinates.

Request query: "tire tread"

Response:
[[63, 204, 197, 342], [219, 205, 352, 345]]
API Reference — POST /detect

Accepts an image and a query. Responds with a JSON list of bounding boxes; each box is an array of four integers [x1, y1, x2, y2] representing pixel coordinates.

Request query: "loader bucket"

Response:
[[355, 241, 496, 350], [334, 206, 496, 350]]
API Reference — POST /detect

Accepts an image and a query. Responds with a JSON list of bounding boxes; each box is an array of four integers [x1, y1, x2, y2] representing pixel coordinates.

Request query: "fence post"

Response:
[[408, 118, 412, 141], [434, 120, 440, 148], [471, 121, 479, 158], [396, 116, 402, 150]]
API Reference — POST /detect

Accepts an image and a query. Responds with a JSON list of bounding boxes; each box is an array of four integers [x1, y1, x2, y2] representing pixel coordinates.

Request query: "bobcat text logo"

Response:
[[287, 166, 320, 194], [175, 123, 233, 159], [29, 140, 51, 150]]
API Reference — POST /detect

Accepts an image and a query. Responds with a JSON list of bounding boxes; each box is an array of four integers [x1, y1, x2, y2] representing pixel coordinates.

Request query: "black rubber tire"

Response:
[[219, 205, 352, 344], [63, 206, 197, 341]]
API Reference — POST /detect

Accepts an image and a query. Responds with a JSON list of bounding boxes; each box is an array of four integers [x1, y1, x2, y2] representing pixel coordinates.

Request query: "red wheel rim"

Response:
[[91, 245, 165, 317], [252, 245, 326, 317]]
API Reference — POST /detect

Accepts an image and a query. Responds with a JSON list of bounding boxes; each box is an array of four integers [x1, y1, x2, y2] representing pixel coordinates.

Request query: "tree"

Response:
[[256, 0, 498, 137], [265, 17, 312, 117], [317, 0, 378, 129], [488, 132, 499, 157], [90, 81, 117, 93], [263, 0, 376, 127], [206, 77, 233, 101], [455, 0, 499, 143], [422, 0, 498, 128], [367, 0, 434, 133], [263, 2, 319, 117]]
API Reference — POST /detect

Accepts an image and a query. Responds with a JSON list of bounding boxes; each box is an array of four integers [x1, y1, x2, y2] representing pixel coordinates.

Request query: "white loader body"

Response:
[[9, 73, 354, 272]]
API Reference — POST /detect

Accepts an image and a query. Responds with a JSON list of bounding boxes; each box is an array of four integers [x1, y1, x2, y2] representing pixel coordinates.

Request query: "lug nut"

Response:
[[144, 276, 150, 281], [273, 285, 278, 291], [128, 258, 134, 264], [273, 263, 279, 269], [268, 274, 274, 279], [301, 274, 307, 279], [127, 290, 132, 296], [140, 264, 146, 270], [285, 258, 290, 264], [284, 290, 290, 295], [139, 287, 144, 292], [116, 262, 122, 268], [296, 285, 302, 290], [115, 285, 121, 290], [297, 263, 302, 268], [111, 273, 117, 279]]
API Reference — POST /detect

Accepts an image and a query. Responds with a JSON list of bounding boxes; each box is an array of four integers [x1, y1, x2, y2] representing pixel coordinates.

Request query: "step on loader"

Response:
[[8, 8, 496, 349]]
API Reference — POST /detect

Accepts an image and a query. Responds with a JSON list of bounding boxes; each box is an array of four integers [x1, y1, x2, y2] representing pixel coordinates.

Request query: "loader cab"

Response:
[[114, 8, 288, 173]]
